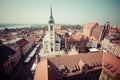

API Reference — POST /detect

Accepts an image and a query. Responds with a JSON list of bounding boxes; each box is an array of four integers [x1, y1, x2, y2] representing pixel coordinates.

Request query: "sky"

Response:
[[0, 0, 120, 24]]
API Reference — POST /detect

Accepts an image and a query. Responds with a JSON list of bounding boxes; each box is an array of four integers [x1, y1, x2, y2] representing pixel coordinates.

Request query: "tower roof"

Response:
[[48, 4, 55, 24]]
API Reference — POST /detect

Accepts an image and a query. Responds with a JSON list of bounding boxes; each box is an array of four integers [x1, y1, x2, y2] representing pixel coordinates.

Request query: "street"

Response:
[[9, 43, 42, 80]]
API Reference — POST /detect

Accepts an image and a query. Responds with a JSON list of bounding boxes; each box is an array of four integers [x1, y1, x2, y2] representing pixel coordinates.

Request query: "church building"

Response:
[[42, 5, 61, 56]]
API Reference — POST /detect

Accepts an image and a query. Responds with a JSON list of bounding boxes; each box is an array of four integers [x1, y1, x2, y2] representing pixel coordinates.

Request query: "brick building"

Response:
[[83, 22, 110, 42], [34, 52, 103, 80], [16, 38, 30, 56], [83, 22, 98, 37], [101, 33, 120, 58], [99, 53, 120, 80], [0, 41, 20, 80], [100, 34, 120, 80]]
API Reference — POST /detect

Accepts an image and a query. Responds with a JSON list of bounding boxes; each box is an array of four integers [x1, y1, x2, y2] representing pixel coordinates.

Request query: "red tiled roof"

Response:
[[94, 25, 103, 31], [16, 38, 28, 47], [34, 59, 48, 80], [71, 34, 82, 41], [103, 53, 120, 78], [109, 28, 117, 33], [70, 34, 90, 41], [88, 36, 96, 41], [48, 52, 103, 76], [34, 52, 103, 80], [84, 22, 98, 29], [110, 40, 120, 45]]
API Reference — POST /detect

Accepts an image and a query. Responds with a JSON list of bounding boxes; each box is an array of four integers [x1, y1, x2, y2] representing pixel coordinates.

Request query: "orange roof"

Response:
[[94, 25, 103, 30], [34, 59, 48, 80], [71, 34, 89, 41], [103, 53, 120, 78], [34, 52, 103, 80], [109, 28, 117, 33], [65, 34, 96, 42], [48, 52, 103, 76], [71, 34, 81, 41], [110, 40, 120, 45], [89, 36, 96, 41], [84, 22, 98, 29]]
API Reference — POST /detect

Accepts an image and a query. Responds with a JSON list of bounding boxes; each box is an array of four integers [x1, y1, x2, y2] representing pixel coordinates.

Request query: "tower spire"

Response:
[[50, 4, 53, 18], [48, 2, 55, 24]]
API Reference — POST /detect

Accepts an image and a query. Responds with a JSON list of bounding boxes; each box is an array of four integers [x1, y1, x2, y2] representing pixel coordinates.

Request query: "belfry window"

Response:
[[50, 26, 53, 30]]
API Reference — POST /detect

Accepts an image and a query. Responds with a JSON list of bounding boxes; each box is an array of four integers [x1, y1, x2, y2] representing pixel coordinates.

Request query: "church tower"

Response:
[[103, 18, 110, 37], [101, 18, 110, 40], [42, 3, 61, 56], [48, 4, 55, 52]]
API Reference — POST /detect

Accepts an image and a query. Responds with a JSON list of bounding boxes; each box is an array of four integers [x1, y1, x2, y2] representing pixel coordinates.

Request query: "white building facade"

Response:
[[41, 5, 61, 56]]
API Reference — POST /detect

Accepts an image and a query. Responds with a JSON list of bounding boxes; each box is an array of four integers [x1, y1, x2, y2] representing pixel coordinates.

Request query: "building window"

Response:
[[51, 43, 53, 46], [50, 26, 53, 30], [51, 37, 53, 39], [51, 48, 53, 51]]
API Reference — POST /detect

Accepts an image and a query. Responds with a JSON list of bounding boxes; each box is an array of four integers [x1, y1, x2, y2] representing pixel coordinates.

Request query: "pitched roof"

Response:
[[84, 22, 98, 29], [110, 40, 120, 45], [71, 34, 89, 41], [68, 34, 96, 42], [34, 59, 48, 80], [0, 45, 16, 63], [34, 52, 103, 80], [48, 52, 102, 76], [16, 38, 28, 47], [103, 53, 120, 78], [94, 25, 103, 31]]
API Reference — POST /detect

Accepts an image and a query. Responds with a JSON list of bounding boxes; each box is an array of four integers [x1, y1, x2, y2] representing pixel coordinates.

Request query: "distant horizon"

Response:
[[0, 22, 120, 26], [0, 0, 120, 25]]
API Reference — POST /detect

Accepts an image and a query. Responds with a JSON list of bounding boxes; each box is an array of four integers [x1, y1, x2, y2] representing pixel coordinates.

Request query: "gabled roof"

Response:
[[84, 22, 98, 29], [103, 53, 120, 78], [16, 38, 28, 47], [48, 52, 102, 76], [70, 34, 89, 41], [0, 45, 16, 63], [94, 25, 103, 31], [34, 52, 103, 80]]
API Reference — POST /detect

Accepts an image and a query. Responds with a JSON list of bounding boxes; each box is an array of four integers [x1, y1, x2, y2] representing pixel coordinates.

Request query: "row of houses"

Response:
[[0, 29, 45, 80], [83, 22, 120, 42], [34, 21, 120, 80]]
